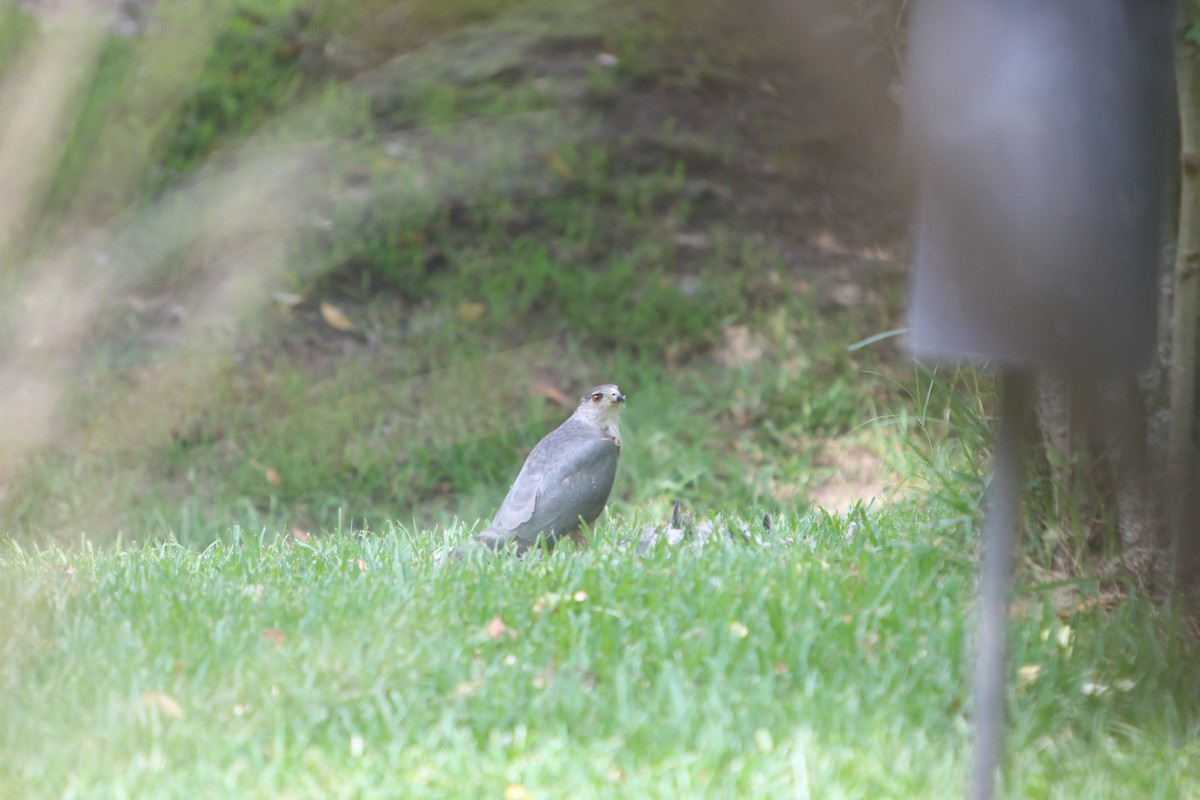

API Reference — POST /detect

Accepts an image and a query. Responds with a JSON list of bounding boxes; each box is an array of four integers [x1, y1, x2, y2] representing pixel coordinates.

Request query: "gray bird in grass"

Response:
[[474, 384, 625, 554]]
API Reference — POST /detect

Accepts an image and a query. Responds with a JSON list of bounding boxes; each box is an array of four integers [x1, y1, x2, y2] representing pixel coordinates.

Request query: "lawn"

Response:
[[2, 512, 1197, 798]]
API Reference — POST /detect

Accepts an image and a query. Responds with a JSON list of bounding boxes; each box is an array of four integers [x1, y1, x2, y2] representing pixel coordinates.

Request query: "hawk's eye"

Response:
[[591, 393, 603, 403]]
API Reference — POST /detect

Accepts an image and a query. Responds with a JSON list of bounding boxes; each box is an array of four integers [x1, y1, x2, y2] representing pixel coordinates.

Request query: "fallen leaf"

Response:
[[544, 151, 574, 181], [532, 666, 554, 689], [858, 630, 881, 651], [1056, 625, 1073, 649], [485, 616, 512, 641], [811, 230, 844, 253], [595, 52, 618, 68], [272, 291, 305, 308], [290, 526, 310, 543], [273, 40, 303, 63], [1067, 594, 1122, 616], [827, 283, 867, 308], [673, 231, 710, 249], [141, 691, 183, 719], [320, 301, 358, 333], [357, 559, 368, 572], [758, 78, 779, 96], [248, 459, 282, 486], [456, 302, 485, 324], [1017, 664, 1042, 686], [532, 592, 562, 614], [532, 380, 572, 409], [262, 629, 286, 647]]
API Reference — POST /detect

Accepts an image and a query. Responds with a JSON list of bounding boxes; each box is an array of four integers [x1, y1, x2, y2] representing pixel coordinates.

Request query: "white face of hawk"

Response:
[[575, 384, 625, 426]]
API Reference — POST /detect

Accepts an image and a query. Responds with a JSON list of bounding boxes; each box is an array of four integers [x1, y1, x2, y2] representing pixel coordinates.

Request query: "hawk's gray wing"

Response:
[[484, 418, 619, 550]]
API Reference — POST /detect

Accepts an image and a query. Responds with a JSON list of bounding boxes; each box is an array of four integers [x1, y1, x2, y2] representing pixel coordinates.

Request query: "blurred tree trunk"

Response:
[[1032, 9, 1200, 579], [1032, 376, 1156, 566], [1169, 4, 1200, 585]]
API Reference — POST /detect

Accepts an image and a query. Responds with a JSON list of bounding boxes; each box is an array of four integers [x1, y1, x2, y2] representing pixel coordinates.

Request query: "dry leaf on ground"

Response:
[[320, 301, 358, 332], [544, 151, 573, 181], [141, 691, 183, 718], [532, 380, 572, 409], [485, 616, 515, 641]]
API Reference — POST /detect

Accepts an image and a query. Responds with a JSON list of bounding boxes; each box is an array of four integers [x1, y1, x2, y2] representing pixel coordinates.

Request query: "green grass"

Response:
[[1, 299, 898, 544], [2, 510, 1197, 798]]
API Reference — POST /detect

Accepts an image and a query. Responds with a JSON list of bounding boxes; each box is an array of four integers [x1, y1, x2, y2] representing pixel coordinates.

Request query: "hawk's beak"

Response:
[[616, 392, 626, 404]]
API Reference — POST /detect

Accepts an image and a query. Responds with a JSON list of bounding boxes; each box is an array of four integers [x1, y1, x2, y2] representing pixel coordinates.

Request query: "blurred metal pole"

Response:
[[971, 368, 1032, 800], [905, 2, 1176, 797]]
